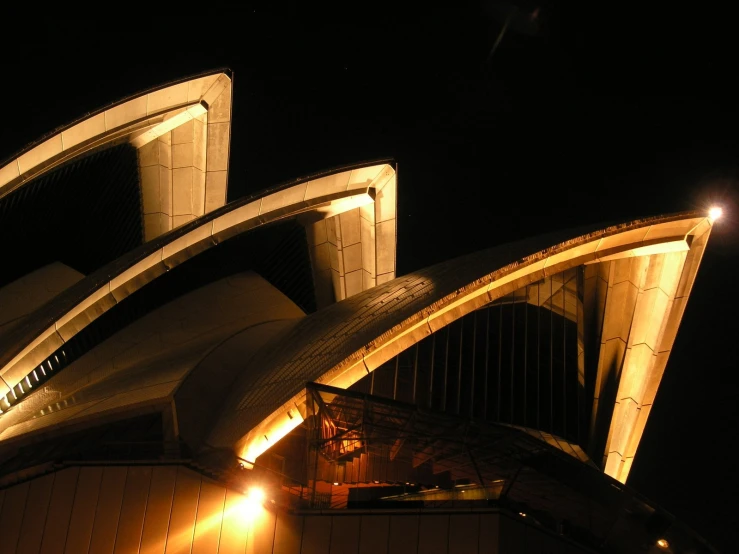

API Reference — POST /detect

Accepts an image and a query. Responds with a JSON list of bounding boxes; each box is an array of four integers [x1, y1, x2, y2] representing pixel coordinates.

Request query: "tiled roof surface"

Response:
[[209, 213, 696, 447]]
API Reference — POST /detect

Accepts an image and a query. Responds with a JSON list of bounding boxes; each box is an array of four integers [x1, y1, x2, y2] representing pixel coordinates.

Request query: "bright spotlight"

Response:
[[656, 538, 670, 549], [237, 486, 266, 520], [248, 486, 265, 504], [709, 207, 723, 221]]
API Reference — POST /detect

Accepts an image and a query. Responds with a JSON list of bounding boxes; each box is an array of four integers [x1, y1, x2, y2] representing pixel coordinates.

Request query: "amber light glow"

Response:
[[240, 408, 305, 465], [656, 538, 670, 549], [236, 487, 266, 520], [709, 206, 723, 221]]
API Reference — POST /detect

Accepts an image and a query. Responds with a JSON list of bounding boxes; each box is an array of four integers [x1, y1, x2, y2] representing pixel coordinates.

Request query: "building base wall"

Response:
[[0, 465, 592, 554]]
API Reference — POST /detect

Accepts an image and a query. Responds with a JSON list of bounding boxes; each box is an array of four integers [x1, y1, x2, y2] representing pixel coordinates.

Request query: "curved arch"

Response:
[[0, 263, 83, 338], [200, 212, 712, 483], [0, 70, 235, 242], [0, 272, 304, 448], [0, 71, 230, 197], [0, 161, 396, 403]]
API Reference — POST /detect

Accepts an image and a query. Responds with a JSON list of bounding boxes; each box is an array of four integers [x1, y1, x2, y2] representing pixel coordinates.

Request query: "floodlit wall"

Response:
[[0, 465, 590, 554]]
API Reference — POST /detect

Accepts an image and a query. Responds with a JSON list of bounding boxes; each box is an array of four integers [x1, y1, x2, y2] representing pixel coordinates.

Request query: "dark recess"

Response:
[[1, 219, 317, 415], [0, 144, 143, 288]]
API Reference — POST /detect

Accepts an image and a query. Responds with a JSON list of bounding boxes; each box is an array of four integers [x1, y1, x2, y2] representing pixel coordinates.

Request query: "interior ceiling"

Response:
[[0, 144, 143, 288]]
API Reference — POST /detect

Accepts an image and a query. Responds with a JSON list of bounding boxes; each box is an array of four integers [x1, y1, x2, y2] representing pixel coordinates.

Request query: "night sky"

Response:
[[1, 6, 737, 551]]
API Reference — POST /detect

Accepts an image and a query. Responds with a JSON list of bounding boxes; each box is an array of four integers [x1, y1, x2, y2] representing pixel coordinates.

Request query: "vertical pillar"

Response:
[[139, 133, 172, 241], [138, 75, 231, 241], [205, 83, 231, 213], [375, 172, 396, 285], [588, 256, 645, 465], [604, 251, 688, 480]]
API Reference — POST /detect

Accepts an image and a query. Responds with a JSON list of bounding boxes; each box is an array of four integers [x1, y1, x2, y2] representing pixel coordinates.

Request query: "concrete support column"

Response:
[[307, 218, 334, 309], [307, 165, 396, 307], [138, 75, 232, 241], [588, 256, 645, 465], [204, 84, 231, 214], [171, 115, 207, 228], [139, 133, 173, 241], [375, 173, 396, 285], [583, 261, 610, 405], [604, 251, 688, 481]]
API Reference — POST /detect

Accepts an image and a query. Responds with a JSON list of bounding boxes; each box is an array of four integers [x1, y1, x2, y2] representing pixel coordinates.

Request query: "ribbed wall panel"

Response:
[[0, 480, 29, 553], [192, 482, 226, 554], [40, 467, 79, 554], [0, 465, 593, 554], [17, 473, 55, 554], [140, 466, 177, 554], [113, 466, 152, 554], [89, 466, 128, 554], [329, 514, 360, 554], [64, 467, 103, 554], [218, 488, 248, 554], [165, 467, 201, 554]]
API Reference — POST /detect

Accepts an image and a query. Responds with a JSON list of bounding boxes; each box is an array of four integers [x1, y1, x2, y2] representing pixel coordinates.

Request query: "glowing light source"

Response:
[[237, 486, 266, 520], [656, 538, 669, 549], [248, 487, 265, 504], [709, 207, 723, 221]]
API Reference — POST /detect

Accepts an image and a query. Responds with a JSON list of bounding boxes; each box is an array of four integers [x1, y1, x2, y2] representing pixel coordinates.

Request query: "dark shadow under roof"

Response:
[[0, 144, 142, 288]]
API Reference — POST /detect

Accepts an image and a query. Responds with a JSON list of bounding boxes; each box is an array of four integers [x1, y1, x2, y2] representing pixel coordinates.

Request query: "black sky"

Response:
[[1, 6, 737, 551]]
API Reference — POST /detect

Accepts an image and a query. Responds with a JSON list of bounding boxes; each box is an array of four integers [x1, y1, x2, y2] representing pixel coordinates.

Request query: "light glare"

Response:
[[236, 486, 266, 520], [248, 486, 265, 504], [709, 207, 723, 221], [656, 538, 669, 549]]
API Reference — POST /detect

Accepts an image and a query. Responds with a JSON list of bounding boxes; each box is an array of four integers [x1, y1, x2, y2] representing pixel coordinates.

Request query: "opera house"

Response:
[[0, 70, 720, 553]]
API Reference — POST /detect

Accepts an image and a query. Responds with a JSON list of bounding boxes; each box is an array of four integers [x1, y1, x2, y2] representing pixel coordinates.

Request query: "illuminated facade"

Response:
[[0, 72, 718, 553]]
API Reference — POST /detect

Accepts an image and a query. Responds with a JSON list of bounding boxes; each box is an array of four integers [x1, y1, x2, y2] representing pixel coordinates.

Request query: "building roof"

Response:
[[0, 70, 232, 201], [0, 203, 712, 489], [0, 160, 396, 400], [201, 211, 711, 484], [0, 73, 715, 499]]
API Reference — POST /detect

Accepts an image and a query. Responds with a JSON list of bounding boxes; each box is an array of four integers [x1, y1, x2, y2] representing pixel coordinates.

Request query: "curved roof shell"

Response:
[[0, 72, 714, 488], [0, 70, 235, 243], [0, 160, 396, 400], [0, 205, 711, 485], [202, 211, 711, 483]]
